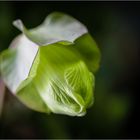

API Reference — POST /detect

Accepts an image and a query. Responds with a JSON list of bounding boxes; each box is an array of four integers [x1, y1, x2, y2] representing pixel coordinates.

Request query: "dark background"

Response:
[[0, 1, 140, 139]]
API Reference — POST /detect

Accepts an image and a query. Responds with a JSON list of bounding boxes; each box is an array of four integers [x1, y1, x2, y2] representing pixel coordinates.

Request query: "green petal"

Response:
[[70, 33, 101, 73], [0, 35, 38, 93], [0, 35, 48, 112], [17, 44, 94, 116], [13, 12, 88, 46]]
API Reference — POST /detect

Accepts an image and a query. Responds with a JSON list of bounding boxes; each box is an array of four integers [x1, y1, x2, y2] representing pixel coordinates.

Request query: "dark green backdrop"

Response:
[[0, 1, 140, 139]]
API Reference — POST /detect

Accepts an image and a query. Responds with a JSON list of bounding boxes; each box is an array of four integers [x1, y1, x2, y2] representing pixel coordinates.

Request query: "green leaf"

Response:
[[0, 12, 100, 116]]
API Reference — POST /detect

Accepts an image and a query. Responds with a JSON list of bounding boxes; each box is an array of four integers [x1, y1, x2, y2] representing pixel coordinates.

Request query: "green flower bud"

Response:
[[0, 12, 100, 116]]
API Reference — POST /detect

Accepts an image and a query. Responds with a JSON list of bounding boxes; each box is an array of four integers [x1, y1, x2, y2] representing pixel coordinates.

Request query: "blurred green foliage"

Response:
[[0, 2, 139, 139]]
